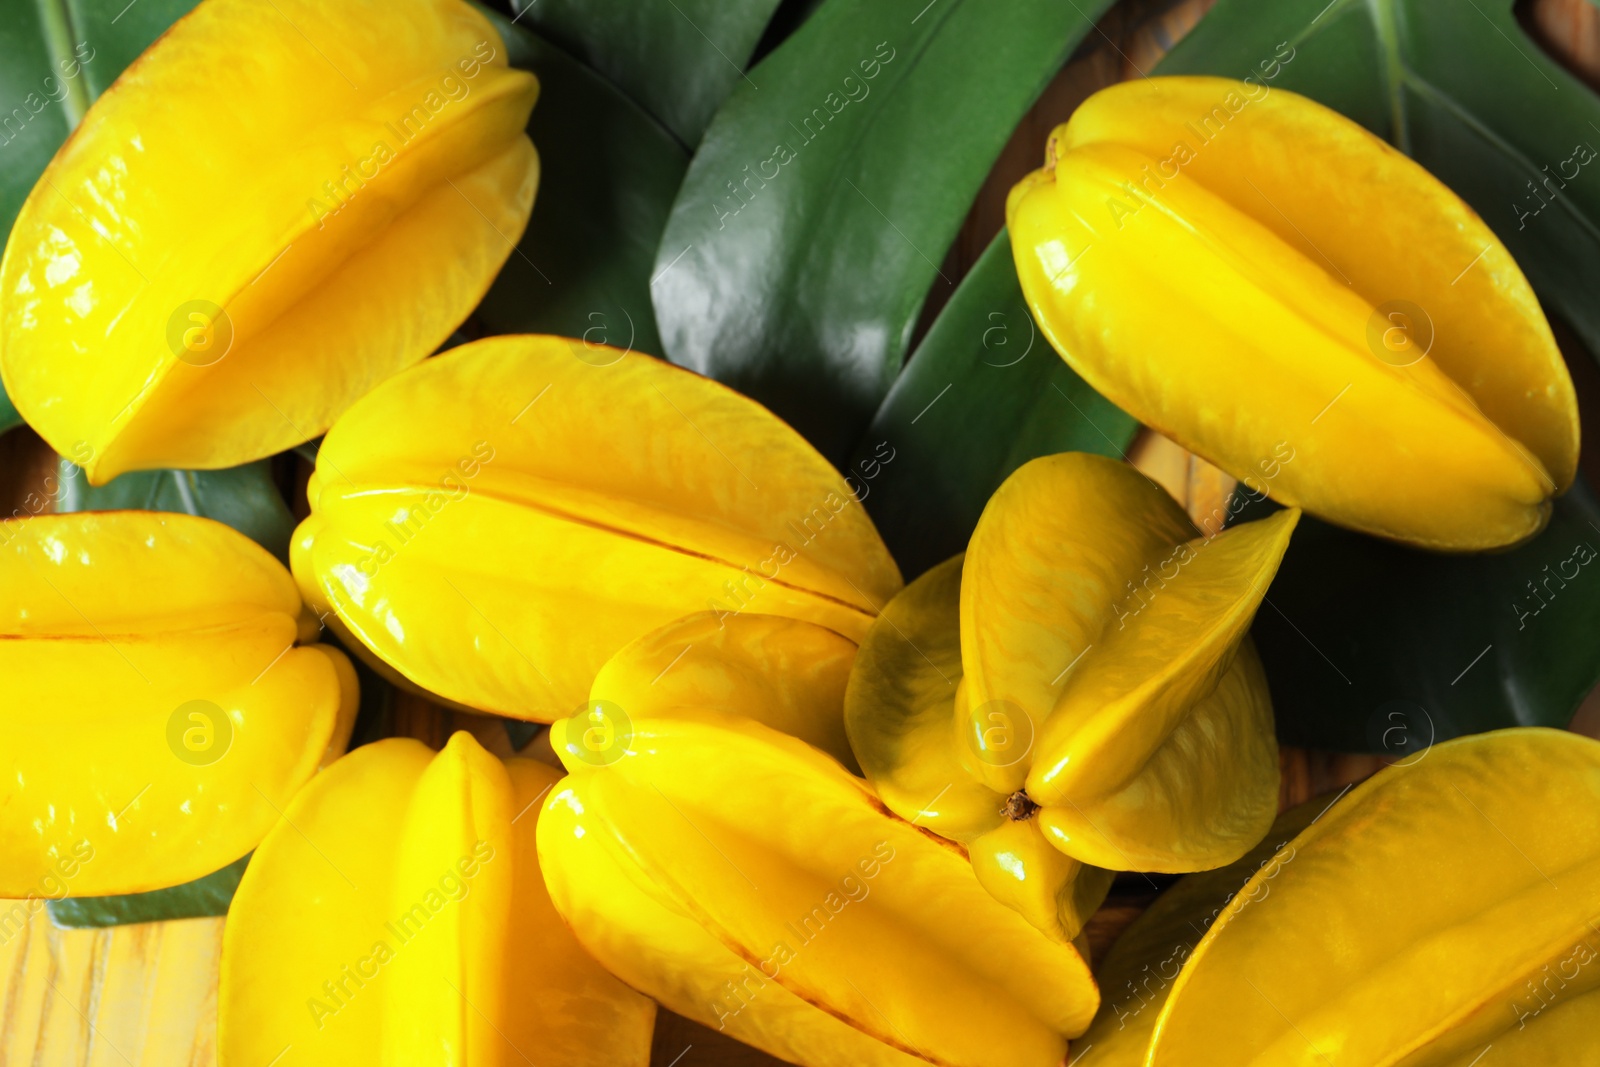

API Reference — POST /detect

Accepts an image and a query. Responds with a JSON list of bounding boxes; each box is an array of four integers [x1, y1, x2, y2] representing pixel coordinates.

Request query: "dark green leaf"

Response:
[[472, 10, 690, 358], [57, 458, 296, 563], [507, 0, 787, 147], [751, 0, 828, 65], [0, 387, 19, 435], [49, 853, 249, 927], [850, 231, 1139, 579], [0, 3, 75, 240], [653, 0, 1117, 462], [0, 0, 200, 431], [503, 718, 542, 751], [1241, 478, 1600, 753], [1156, 0, 1600, 363]]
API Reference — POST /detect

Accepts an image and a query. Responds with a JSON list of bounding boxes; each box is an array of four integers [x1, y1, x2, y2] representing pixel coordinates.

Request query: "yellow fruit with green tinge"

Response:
[[847, 453, 1295, 941]]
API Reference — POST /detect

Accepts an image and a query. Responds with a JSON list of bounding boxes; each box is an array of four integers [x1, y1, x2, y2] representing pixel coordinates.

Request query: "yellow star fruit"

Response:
[[220, 731, 654, 1065], [1077, 728, 1600, 1066], [847, 453, 1297, 940], [538, 613, 1098, 1066], [0, 511, 356, 897], [0, 0, 539, 481], [1008, 76, 1579, 550], [292, 334, 902, 722]]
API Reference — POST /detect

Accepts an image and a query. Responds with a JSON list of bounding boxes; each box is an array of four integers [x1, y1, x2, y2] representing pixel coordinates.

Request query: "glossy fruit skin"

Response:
[[0, 0, 539, 483], [537, 705, 1098, 1067], [292, 333, 902, 723], [538, 613, 1097, 1066], [1081, 728, 1600, 1066], [0, 511, 357, 897], [847, 453, 1296, 941], [590, 610, 864, 773], [1075, 798, 1327, 1064], [219, 731, 653, 1067], [1008, 76, 1579, 551]]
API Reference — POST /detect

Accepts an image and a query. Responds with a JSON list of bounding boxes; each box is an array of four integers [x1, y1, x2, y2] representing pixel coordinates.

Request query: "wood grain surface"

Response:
[[3, 0, 1597, 1064]]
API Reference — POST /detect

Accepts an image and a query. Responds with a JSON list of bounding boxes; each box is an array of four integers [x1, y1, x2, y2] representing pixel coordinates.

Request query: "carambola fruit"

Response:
[[219, 731, 654, 1065], [1008, 76, 1579, 550], [292, 333, 903, 722], [538, 612, 1097, 1066], [847, 453, 1296, 940], [1079, 728, 1600, 1065], [0, 511, 356, 897], [0, 0, 539, 481]]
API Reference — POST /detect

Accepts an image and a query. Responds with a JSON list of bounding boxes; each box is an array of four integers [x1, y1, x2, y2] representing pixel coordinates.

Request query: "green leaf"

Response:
[[653, 0, 1117, 462], [0, 387, 19, 436], [1241, 479, 1600, 753], [503, 717, 542, 752], [57, 459, 297, 563], [1155, 0, 1600, 364], [473, 10, 690, 358], [49, 854, 250, 927], [849, 231, 1139, 579], [0, 0, 200, 432], [507, 0, 787, 147]]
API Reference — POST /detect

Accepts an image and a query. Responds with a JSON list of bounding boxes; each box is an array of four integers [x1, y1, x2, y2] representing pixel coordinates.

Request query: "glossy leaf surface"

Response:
[[1242, 482, 1600, 752], [653, 0, 1117, 460], [474, 9, 689, 357], [508, 0, 786, 146], [850, 231, 1140, 580], [294, 334, 901, 722]]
